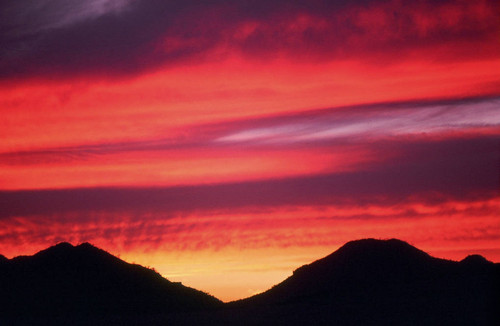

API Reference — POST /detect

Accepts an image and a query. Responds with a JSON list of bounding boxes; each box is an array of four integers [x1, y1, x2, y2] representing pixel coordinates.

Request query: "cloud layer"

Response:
[[1, 0, 499, 79]]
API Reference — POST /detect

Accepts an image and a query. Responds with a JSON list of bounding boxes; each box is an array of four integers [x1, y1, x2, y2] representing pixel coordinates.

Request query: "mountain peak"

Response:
[[1, 241, 222, 322], [240, 238, 449, 308], [460, 254, 492, 265], [50, 241, 74, 251], [233, 238, 499, 325], [337, 238, 423, 253], [294, 238, 432, 276], [30, 242, 75, 259], [77, 241, 96, 248], [74, 242, 110, 255], [333, 238, 430, 260], [29, 241, 116, 262]]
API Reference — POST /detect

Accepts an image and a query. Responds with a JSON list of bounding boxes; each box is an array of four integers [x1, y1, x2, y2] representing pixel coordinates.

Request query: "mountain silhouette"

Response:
[[228, 238, 500, 325], [0, 242, 221, 325], [1, 239, 499, 325]]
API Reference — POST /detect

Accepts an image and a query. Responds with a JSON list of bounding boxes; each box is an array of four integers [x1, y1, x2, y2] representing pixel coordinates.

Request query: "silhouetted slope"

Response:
[[230, 239, 500, 325], [1, 239, 499, 325], [240, 239, 443, 304], [0, 242, 221, 323], [461, 254, 492, 265]]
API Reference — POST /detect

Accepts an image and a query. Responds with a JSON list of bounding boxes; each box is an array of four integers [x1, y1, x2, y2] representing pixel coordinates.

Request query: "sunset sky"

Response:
[[1, 0, 499, 302]]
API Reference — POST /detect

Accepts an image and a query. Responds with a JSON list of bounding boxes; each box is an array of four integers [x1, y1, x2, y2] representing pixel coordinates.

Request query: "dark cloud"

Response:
[[1, 0, 498, 80], [0, 0, 210, 79], [1, 135, 498, 219]]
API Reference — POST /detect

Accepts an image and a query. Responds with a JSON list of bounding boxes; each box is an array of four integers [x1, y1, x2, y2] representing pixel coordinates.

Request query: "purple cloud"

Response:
[[1, 135, 498, 219], [1, 0, 498, 79]]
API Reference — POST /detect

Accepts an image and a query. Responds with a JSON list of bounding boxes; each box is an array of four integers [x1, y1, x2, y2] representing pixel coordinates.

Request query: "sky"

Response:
[[1, 0, 499, 302]]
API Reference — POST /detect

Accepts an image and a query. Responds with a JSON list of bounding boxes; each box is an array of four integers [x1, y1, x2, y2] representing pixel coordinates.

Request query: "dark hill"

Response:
[[461, 254, 493, 265], [0, 242, 222, 325], [1, 239, 499, 325], [228, 239, 500, 325], [239, 238, 447, 305]]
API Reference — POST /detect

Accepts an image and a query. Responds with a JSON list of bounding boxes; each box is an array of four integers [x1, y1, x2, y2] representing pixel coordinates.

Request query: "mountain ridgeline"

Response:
[[0, 242, 221, 325], [1, 239, 499, 325], [229, 239, 500, 325]]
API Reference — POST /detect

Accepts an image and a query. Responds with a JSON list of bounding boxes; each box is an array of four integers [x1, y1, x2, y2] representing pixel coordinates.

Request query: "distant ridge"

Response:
[[1, 239, 499, 325], [234, 239, 450, 303], [229, 238, 500, 325], [0, 242, 221, 325]]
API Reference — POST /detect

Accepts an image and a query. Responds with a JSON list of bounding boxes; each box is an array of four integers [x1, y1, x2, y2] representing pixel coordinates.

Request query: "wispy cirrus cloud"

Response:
[[1, 96, 498, 191], [214, 96, 500, 144], [1, 0, 133, 36], [1, 96, 498, 163]]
